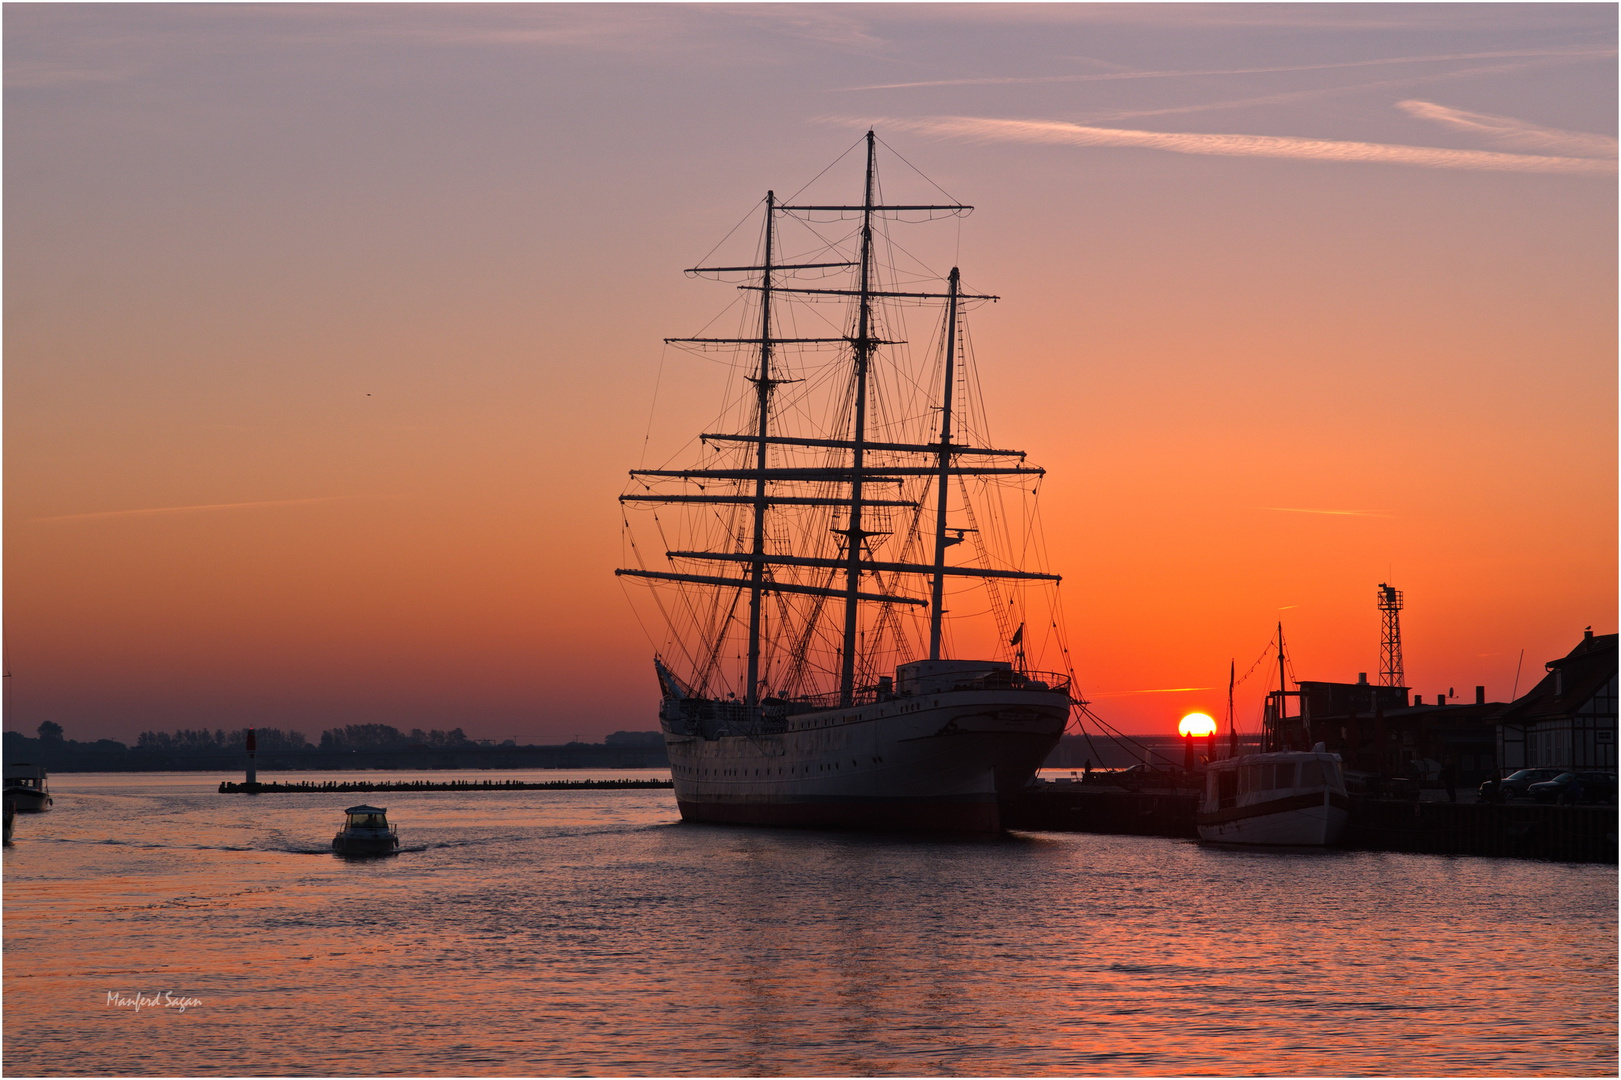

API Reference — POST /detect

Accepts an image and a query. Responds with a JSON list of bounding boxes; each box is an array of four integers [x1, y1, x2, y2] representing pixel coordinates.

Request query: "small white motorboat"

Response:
[[332, 805, 399, 856], [3, 763, 53, 813], [1197, 747, 1350, 846]]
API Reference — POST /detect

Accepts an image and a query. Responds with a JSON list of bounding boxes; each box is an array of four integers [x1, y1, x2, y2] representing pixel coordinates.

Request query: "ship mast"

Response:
[[838, 131, 879, 706], [743, 192, 777, 708], [1227, 658, 1237, 759], [1269, 622, 1287, 752], [619, 132, 1060, 709], [928, 268, 961, 660]]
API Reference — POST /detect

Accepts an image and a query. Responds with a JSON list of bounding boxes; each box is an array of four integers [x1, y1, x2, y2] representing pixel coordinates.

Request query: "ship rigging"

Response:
[[619, 132, 1063, 709], [616, 132, 1072, 829]]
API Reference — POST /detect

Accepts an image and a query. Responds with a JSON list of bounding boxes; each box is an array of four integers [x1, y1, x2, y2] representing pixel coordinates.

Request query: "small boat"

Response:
[[3, 763, 53, 813], [1197, 627, 1348, 846], [1197, 747, 1350, 845], [331, 805, 399, 856]]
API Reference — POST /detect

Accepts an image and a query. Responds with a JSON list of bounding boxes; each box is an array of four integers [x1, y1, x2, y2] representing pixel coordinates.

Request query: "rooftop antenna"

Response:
[[1377, 583, 1405, 687]]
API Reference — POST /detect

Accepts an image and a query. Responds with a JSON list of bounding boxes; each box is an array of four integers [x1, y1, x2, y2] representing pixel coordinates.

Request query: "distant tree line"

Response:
[[16, 720, 129, 755], [605, 730, 665, 747], [12, 721, 495, 757], [136, 727, 311, 753], [2, 721, 669, 772], [318, 725, 476, 751], [127, 723, 481, 753]]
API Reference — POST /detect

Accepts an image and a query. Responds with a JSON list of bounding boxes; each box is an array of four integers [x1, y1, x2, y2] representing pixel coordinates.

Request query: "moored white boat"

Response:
[[1197, 749, 1349, 846]]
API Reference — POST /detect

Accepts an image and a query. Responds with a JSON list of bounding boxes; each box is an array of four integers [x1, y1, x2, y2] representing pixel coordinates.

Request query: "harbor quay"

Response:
[[1004, 779, 1618, 863], [1004, 624, 1616, 861], [211, 766, 1615, 862]]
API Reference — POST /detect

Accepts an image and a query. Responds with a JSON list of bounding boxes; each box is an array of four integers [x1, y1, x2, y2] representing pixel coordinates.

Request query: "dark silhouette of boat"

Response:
[[617, 133, 1071, 832], [3, 763, 52, 813], [332, 805, 399, 855]]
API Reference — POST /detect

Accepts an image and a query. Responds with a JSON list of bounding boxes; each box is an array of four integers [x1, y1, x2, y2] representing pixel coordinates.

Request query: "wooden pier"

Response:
[[219, 777, 674, 794]]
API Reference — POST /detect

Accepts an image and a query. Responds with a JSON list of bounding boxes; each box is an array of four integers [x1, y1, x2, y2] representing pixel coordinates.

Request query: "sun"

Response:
[[1178, 712, 1217, 737]]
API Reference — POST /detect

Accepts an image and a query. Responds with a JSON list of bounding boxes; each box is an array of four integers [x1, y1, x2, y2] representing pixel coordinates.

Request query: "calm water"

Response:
[[4, 770, 1615, 1077]]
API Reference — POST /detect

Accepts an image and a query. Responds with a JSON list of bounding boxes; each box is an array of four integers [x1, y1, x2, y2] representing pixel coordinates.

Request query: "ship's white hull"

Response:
[[665, 687, 1069, 832], [1196, 793, 1349, 846]]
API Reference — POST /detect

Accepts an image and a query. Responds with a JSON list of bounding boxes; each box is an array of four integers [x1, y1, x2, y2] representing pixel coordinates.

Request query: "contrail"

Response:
[[1398, 99, 1617, 158], [858, 115, 1616, 175], [1261, 507, 1389, 517], [31, 496, 351, 524], [834, 47, 1613, 93], [1090, 686, 1215, 698]]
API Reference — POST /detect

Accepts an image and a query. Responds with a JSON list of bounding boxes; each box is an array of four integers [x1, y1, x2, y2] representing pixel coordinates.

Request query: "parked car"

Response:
[[1482, 767, 1565, 801], [1111, 763, 1190, 789], [1527, 771, 1618, 805]]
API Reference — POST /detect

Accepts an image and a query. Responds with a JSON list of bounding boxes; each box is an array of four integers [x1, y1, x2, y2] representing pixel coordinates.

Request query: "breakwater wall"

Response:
[[1005, 783, 1618, 863], [219, 778, 674, 794]]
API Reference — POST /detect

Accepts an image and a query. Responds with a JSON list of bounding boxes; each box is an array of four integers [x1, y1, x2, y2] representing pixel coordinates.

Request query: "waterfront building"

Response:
[[1248, 632, 1617, 786], [1293, 683, 1504, 785], [1297, 675, 1410, 719], [1496, 630, 1618, 772]]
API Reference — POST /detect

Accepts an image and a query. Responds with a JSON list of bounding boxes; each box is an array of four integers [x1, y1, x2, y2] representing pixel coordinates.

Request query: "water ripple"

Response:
[[3, 771, 1615, 1076]]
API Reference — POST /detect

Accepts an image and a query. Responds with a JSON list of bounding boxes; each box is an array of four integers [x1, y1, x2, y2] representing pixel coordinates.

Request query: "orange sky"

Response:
[[5, 5, 1615, 743]]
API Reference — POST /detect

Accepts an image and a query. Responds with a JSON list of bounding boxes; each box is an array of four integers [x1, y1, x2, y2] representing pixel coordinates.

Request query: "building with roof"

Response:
[[1283, 678, 1504, 785], [1257, 629, 1613, 787], [1496, 630, 1618, 773], [1296, 675, 1410, 720]]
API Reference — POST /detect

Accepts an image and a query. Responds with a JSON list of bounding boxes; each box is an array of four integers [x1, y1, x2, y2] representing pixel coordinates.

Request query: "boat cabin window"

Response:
[[1215, 769, 1238, 809], [347, 813, 387, 828], [1244, 762, 1296, 791]]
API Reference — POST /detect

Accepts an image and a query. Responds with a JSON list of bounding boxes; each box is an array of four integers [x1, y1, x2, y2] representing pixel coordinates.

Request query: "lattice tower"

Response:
[[1377, 583, 1405, 687]]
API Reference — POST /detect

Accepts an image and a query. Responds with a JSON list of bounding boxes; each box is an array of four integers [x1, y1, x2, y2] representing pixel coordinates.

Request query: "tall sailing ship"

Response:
[[616, 132, 1072, 831]]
